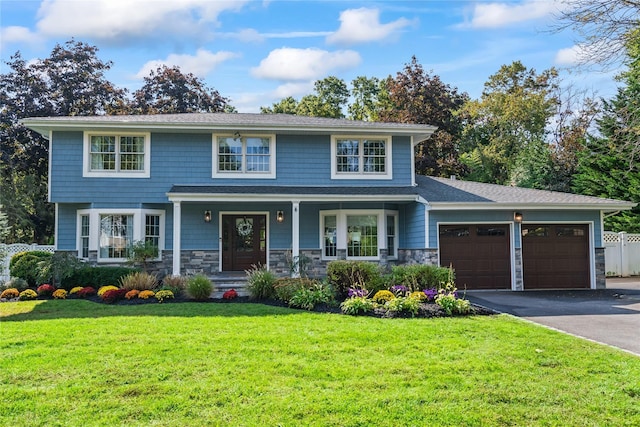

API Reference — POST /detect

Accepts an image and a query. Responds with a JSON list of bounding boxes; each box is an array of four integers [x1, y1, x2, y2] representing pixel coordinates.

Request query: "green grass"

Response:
[[1, 300, 639, 426]]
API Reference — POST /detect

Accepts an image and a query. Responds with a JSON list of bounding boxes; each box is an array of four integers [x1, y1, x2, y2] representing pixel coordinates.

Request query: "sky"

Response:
[[0, 0, 623, 113]]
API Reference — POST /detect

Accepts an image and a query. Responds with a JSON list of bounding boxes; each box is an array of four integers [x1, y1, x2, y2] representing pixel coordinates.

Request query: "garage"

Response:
[[439, 224, 511, 290], [521, 224, 590, 289]]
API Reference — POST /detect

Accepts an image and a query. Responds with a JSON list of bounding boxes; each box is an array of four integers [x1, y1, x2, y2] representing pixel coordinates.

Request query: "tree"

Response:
[[0, 205, 9, 242], [260, 96, 299, 114], [553, 0, 640, 69], [130, 65, 229, 114], [573, 30, 640, 232], [296, 77, 349, 118], [459, 61, 559, 185], [348, 76, 392, 121], [1, 41, 125, 243], [379, 56, 469, 178]]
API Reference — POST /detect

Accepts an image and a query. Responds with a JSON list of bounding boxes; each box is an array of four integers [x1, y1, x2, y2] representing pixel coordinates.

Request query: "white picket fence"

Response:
[[0, 243, 56, 283], [604, 232, 640, 277]]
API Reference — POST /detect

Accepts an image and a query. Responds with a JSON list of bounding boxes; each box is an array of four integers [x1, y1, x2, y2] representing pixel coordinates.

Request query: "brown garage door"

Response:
[[439, 224, 511, 290], [522, 224, 590, 289]]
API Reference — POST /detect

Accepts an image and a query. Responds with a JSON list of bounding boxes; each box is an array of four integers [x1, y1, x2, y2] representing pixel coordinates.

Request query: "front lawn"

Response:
[[1, 300, 639, 426]]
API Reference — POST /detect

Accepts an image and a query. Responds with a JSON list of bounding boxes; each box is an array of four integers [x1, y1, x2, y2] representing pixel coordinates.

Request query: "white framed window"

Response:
[[213, 134, 276, 179], [77, 209, 164, 262], [331, 136, 392, 180], [83, 132, 151, 178], [320, 210, 398, 260]]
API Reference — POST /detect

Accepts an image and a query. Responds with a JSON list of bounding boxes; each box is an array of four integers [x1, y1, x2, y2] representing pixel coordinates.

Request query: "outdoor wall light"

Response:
[[514, 212, 523, 223], [204, 210, 212, 223], [277, 210, 284, 223]]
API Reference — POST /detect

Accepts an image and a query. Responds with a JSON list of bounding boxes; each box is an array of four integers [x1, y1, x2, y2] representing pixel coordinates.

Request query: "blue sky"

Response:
[[0, 0, 622, 113]]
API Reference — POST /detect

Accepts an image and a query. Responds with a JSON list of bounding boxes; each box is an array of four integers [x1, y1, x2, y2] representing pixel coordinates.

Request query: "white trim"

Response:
[[437, 221, 516, 291], [48, 131, 53, 202], [218, 211, 270, 272], [167, 192, 417, 203], [292, 202, 300, 277], [424, 207, 429, 249], [82, 131, 151, 178], [54, 203, 59, 250], [330, 135, 392, 180], [172, 203, 181, 276], [410, 136, 416, 187], [212, 133, 276, 179], [76, 209, 91, 259], [427, 202, 635, 211], [520, 220, 596, 289]]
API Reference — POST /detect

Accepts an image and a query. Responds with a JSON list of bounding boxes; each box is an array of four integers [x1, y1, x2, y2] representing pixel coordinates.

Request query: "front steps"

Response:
[[210, 273, 249, 298]]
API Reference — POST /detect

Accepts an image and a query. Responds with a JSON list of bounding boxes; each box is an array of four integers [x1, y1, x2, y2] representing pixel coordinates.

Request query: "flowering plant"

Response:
[[223, 289, 238, 300], [101, 288, 127, 303], [347, 288, 367, 298], [139, 290, 155, 299], [77, 287, 96, 298], [390, 285, 408, 296], [69, 286, 83, 295], [423, 288, 438, 302], [372, 290, 395, 304], [53, 289, 67, 299], [155, 290, 174, 303], [19, 289, 38, 300], [1, 288, 19, 299], [125, 289, 140, 300], [97, 285, 119, 297], [37, 284, 55, 296], [409, 291, 427, 301]]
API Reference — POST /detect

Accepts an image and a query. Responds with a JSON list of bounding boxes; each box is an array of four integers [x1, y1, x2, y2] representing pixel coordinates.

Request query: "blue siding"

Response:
[[401, 203, 425, 248], [57, 204, 88, 250], [50, 132, 414, 204], [429, 210, 603, 248]]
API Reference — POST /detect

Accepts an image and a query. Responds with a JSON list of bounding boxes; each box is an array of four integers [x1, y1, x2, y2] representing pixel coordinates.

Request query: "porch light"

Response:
[[204, 210, 212, 223], [514, 212, 523, 223], [277, 210, 284, 223]]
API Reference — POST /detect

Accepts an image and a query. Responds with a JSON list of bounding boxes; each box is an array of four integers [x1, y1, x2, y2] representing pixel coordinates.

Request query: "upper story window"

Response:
[[83, 132, 151, 178], [213, 134, 276, 179], [331, 136, 392, 180]]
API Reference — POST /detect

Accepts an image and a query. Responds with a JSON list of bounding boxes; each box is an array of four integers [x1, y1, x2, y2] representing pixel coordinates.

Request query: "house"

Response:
[[22, 113, 635, 290]]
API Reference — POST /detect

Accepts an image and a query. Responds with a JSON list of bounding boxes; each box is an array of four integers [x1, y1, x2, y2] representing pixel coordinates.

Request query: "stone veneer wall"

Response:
[[595, 247, 606, 289], [397, 248, 438, 265], [513, 248, 523, 291]]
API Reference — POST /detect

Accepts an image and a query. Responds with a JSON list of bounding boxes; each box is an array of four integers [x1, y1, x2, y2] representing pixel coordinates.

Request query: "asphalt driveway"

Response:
[[466, 278, 640, 356]]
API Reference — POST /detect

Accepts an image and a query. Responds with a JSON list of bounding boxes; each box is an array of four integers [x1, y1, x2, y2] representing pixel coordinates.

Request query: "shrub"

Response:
[[119, 272, 158, 291], [409, 291, 427, 302], [288, 282, 334, 310], [326, 260, 383, 298], [10, 251, 53, 287], [4, 278, 28, 292], [125, 289, 140, 300], [139, 290, 155, 299], [155, 290, 174, 303], [389, 264, 454, 291], [245, 265, 277, 300], [161, 275, 187, 297], [101, 288, 127, 303], [223, 289, 238, 300], [37, 284, 55, 296], [423, 288, 438, 302], [273, 277, 315, 303], [97, 285, 119, 297], [435, 291, 458, 315], [62, 266, 139, 289], [53, 289, 67, 299], [69, 286, 84, 295], [1, 288, 19, 299], [340, 296, 375, 315], [19, 289, 38, 300], [76, 287, 97, 298], [385, 297, 420, 317], [36, 252, 86, 288], [455, 298, 472, 314], [372, 290, 395, 304], [127, 240, 159, 271], [187, 275, 213, 300]]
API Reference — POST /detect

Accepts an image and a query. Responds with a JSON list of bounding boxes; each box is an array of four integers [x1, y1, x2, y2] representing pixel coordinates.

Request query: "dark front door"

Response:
[[222, 214, 267, 271]]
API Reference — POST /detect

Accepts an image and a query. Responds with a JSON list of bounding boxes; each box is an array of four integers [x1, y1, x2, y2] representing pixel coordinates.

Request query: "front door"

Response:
[[222, 214, 267, 271]]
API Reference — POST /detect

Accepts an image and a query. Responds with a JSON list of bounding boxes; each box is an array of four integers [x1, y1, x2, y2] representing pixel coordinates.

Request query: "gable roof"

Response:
[[415, 175, 635, 211], [21, 112, 437, 143]]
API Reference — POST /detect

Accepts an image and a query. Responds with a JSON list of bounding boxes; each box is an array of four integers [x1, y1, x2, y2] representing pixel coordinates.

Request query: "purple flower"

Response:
[[391, 285, 408, 294], [423, 288, 437, 301], [347, 288, 367, 298]]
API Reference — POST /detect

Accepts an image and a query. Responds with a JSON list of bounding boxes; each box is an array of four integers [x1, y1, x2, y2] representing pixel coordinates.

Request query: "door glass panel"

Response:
[[522, 227, 549, 237], [477, 226, 506, 236], [557, 226, 585, 237], [440, 227, 470, 237], [235, 218, 254, 252]]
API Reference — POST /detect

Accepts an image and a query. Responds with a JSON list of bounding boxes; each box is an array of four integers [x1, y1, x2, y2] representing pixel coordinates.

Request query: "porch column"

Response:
[[172, 201, 181, 276], [292, 201, 300, 277]]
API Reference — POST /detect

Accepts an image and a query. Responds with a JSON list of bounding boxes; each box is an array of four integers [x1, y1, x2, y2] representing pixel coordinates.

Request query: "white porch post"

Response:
[[172, 201, 181, 276], [292, 201, 300, 277]]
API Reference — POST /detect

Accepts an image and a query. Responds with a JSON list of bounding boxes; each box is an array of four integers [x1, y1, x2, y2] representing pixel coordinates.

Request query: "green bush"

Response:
[[2, 277, 29, 292], [340, 296, 375, 315], [160, 275, 187, 297], [389, 264, 454, 291], [37, 252, 86, 287], [288, 282, 334, 310], [9, 251, 53, 286], [326, 261, 383, 299], [273, 277, 316, 303], [384, 297, 420, 317], [245, 265, 277, 300], [61, 266, 140, 289], [186, 274, 213, 300]]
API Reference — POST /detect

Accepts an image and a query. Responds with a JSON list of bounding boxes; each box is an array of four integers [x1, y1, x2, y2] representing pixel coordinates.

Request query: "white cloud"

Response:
[[555, 45, 582, 66], [251, 47, 361, 81], [462, 0, 560, 29], [135, 49, 239, 79], [272, 82, 314, 98], [35, 0, 248, 40], [0, 26, 41, 45], [327, 7, 415, 45]]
